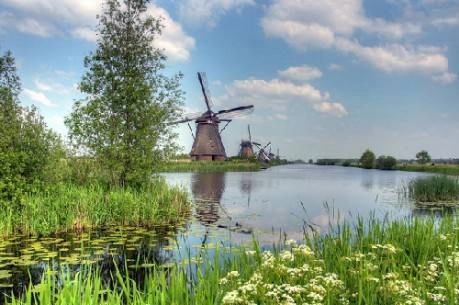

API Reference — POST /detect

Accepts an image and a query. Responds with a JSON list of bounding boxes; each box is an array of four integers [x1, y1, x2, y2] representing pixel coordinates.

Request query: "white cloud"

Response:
[[328, 63, 343, 71], [0, 0, 195, 62], [334, 38, 448, 75], [179, 0, 255, 27], [147, 4, 195, 62], [432, 15, 459, 27], [260, 0, 454, 82], [432, 72, 457, 84], [22, 89, 56, 107], [72, 26, 97, 42], [0, 12, 57, 37], [278, 65, 322, 82], [34, 79, 73, 95], [219, 78, 347, 117]]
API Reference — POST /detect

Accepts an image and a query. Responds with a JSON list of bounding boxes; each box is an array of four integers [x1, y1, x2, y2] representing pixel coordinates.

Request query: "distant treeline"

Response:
[[315, 159, 358, 166]]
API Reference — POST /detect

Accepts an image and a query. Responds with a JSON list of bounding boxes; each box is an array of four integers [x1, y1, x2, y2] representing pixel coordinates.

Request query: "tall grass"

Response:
[[0, 179, 190, 236], [6, 216, 459, 304], [405, 175, 459, 202]]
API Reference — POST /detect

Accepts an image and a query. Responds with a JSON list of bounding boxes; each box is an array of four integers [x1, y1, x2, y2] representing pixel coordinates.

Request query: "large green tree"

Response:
[[0, 49, 63, 207], [65, 0, 183, 187]]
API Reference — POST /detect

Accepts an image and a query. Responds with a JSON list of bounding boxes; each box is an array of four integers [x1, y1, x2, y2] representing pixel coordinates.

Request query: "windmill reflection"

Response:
[[191, 172, 226, 226]]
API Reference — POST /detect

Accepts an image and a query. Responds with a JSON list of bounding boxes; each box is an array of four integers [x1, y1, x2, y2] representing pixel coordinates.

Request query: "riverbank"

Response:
[[6, 215, 459, 304], [158, 160, 263, 172], [0, 179, 190, 236], [395, 163, 459, 175]]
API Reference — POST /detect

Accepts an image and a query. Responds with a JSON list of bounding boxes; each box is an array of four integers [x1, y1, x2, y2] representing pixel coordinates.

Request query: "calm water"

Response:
[[1, 164, 456, 295]]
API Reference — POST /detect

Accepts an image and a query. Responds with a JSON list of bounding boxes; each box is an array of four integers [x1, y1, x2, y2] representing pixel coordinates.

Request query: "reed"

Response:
[[0, 178, 190, 236], [6, 215, 459, 305], [404, 175, 459, 202]]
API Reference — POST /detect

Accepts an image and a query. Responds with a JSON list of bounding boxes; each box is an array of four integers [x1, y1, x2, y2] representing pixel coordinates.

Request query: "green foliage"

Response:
[[376, 155, 397, 170], [416, 150, 432, 164], [65, 0, 183, 187], [359, 149, 375, 169], [0, 49, 64, 209], [0, 179, 190, 236], [405, 175, 459, 202]]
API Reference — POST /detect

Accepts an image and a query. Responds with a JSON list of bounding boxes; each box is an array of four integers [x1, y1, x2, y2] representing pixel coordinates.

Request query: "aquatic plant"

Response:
[[0, 179, 190, 236], [405, 175, 459, 202], [5, 215, 459, 305]]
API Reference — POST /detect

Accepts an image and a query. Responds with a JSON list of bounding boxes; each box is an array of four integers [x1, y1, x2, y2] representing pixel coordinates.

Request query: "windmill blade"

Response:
[[215, 105, 254, 120], [197, 72, 214, 112], [167, 112, 203, 125], [252, 142, 261, 146], [248, 125, 252, 143], [262, 142, 271, 150]]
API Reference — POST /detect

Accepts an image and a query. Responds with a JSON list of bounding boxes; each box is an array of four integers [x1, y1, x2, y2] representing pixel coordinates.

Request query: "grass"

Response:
[[6, 215, 459, 305], [404, 175, 459, 203], [0, 178, 190, 236], [396, 163, 459, 175], [158, 160, 263, 172]]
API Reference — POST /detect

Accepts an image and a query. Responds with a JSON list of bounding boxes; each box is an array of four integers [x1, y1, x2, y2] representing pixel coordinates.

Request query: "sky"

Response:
[[0, 0, 458, 160]]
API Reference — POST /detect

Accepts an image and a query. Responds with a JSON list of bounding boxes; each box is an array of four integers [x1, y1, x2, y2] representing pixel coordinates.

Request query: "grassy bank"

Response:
[[404, 175, 459, 203], [158, 160, 263, 172], [0, 179, 190, 236], [396, 163, 459, 175], [7, 215, 459, 304]]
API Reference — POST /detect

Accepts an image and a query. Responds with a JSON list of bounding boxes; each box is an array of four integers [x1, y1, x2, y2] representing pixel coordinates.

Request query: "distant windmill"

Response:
[[257, 142, 272, 162], [239, 125, 260, 159], [170, 72, 254, 161]]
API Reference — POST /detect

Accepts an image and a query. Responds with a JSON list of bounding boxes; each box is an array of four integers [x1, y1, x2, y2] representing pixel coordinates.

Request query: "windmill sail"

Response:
[[197, 72, 213, 112]]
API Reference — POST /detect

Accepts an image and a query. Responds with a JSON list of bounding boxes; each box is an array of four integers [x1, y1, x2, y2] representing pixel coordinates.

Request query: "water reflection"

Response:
[[191, 172, 226, 226]]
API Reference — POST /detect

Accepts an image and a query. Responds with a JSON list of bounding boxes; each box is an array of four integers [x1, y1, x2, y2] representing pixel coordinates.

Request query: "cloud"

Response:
[[219, 78, 347, 117], [278, 65, 322, 81], [72, 26, 97, 42], [0, 12, 57, 37], [22, 89, 56, 107], [334, 38, 448, 75], [0, 0, 195, 62], [432, 72, 457, 84], [147, 4, 195, 62], [34, 79, 73, 95], [260, 0, 454, 82], [328, 63, 343, 71], [178, 0, 255, 27]]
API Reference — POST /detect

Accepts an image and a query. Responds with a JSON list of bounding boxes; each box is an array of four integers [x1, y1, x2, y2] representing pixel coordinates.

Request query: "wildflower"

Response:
[[285, 239, 297, 247], [280, 250, 294, 262]]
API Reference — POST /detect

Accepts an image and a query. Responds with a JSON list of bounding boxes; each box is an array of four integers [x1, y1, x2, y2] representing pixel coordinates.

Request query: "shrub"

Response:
[[376, 155, 397, 170], [359, 149, 375, 169]]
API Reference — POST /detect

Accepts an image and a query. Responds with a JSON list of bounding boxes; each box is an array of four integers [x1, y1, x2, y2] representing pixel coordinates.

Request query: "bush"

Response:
[[376, 155, 397, 170], [359, 149, 375, 169]]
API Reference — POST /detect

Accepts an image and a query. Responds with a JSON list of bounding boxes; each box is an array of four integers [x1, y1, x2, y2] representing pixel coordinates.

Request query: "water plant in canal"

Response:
[[5, 215, 459, 305], [405, 175, 459, 203]]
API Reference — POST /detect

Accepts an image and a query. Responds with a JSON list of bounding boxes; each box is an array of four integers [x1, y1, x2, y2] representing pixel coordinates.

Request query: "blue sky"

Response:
[[0, 0, 458, 160]]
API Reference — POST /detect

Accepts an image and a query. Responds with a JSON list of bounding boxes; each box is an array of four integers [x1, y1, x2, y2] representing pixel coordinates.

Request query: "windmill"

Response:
[[170, 72, 254, 161], [239, 125, 260, 159], [257, 142, 272, 162]]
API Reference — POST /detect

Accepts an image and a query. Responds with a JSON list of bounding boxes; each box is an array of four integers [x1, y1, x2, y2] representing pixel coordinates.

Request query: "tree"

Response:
[[0, 48, 63, 208], [416, 150, 431, 164], [360, 149, 375, 169], [65, 0, 183, 187], [376, 155, 397, 170]]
